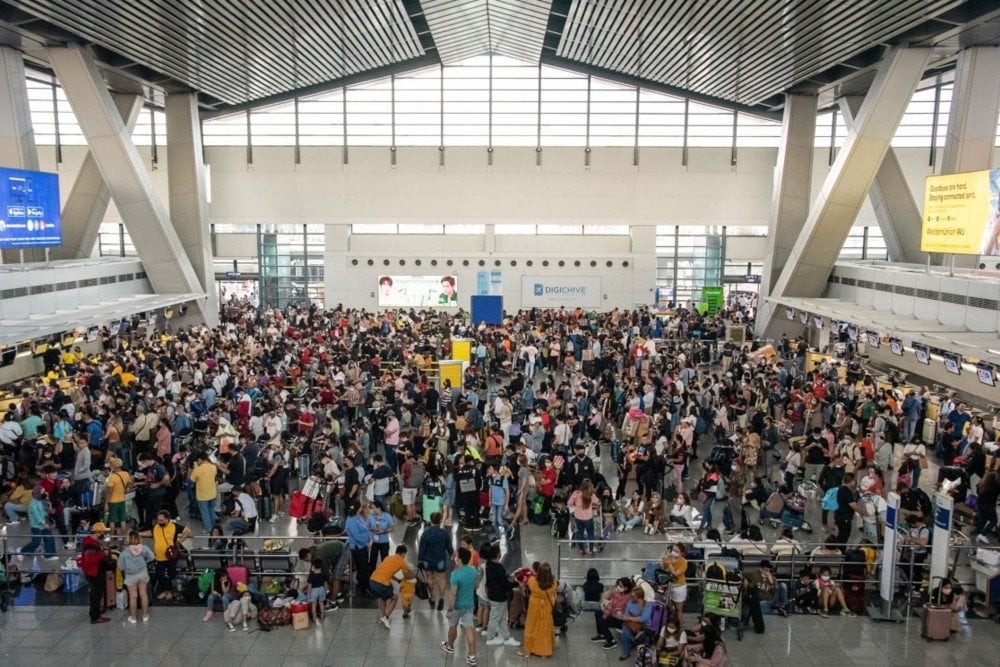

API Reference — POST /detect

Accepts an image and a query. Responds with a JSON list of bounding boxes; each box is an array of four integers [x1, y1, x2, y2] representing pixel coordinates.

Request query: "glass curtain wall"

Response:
[[257, 224, 325, 308]]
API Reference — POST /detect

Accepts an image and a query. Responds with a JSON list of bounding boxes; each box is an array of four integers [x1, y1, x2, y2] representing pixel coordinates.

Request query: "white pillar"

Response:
[[165, 92, 218, 321], [48, 45, 215, 326], [758, 94, 816, 312], [0, 46, 38, 171], [53, 93, 144, 260], [940, 47, 1000, 268], [839, 95, 923, 265], [761, 48, 930, 336], [941, 47, 1000, 174]]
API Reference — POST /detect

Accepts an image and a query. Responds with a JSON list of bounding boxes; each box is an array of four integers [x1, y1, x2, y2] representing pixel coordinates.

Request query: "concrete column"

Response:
[[838, 95, 924, 264], [940, 47, 1000, 174], [53, 93, 143, 260], [0, 47, 39, 171], [940, 47, 1000, 268], [759, 94, 816, 302], [760, 48, 929, 337], [165, 92, 218, 320], [47, 45, 215, 326], [0, 47, 40, 263]]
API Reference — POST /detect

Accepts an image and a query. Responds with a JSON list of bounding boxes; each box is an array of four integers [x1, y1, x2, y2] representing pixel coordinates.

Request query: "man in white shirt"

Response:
[[228, 485, 259, 536]]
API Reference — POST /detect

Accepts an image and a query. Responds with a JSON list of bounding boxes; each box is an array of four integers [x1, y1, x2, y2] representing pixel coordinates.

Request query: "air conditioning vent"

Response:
[[940, 292, 967, 305], [914, 288, 938, 300], [893, 285, 915, 296], [874, 282, 892, 292], [856, 279, 872, 289], [841, 277, 856, 286]]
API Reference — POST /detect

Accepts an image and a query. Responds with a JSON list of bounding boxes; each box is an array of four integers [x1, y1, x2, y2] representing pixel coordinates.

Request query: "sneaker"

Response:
[[4, 520, 19, 526], [840, 609, 856, 617], [128, 617, 137, 625], [818, 609, 828, 618], [977, 533, 990, 544], [268, 516, 277, 523], [242, 621, 248, 630], [480, 628, 488, 635], [402, 611, 410, 619], [44, 556, 59, 561], [591, 635, 605, 642], [64, 542, 74, 550], [437, 599, 444, 612], [777, 607, 789, 618], [466, 656, 477, 666], [15, 554, 23, 562], [142, 616, 149, 623], [227, 623, 236, 632], [203, 611, 213, 622], [486, 638, 504, 646], [380, 616, 391, 629], [441, 641, 455, 654], [504, 638, 520, 646], [602, 639, 618, 650], [428, 598, 435, 609], [807, 607, 819, 615]]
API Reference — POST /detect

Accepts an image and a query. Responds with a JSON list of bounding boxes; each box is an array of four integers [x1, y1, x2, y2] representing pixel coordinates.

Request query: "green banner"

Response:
[[703, 286, 724, 315]]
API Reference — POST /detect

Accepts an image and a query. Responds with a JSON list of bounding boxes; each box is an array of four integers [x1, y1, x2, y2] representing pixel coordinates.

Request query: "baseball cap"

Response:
[[91, 522, 110, 533]]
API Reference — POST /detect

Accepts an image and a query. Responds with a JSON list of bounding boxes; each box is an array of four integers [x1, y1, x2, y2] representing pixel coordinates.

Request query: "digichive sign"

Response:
[[522, 276, 601, 307], [921, 169, 1000, 255]]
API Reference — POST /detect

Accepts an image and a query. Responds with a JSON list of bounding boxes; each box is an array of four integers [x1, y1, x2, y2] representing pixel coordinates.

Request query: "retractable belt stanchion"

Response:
[[868, 491, 903, 622]]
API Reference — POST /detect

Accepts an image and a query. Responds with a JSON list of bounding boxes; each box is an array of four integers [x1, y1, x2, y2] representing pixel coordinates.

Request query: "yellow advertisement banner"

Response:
[[921, 169, 1000, 255]]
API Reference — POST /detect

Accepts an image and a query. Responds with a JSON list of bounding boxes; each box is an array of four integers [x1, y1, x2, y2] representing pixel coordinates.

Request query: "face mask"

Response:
[[671, 550, 680, 557], [666, 627, 677, 634], [821, 575, 830, 581]]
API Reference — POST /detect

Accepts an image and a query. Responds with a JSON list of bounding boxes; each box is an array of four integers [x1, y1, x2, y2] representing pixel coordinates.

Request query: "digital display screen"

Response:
[[0, 167, 62, 249]]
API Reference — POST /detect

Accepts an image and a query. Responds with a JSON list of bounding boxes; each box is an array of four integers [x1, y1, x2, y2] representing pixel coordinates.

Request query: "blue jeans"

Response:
[[491, 504, 509, 536], [20, 527, 56, 558], [574, 518, 595, 553], [4, 502, 24, 523], [620, 621, 645, 657], [698, 498, 714, 531], [198, 499, 217, 532], [207, 591, 232, 610], [760, 583, 790, 614], [384, 445, 398, 474]]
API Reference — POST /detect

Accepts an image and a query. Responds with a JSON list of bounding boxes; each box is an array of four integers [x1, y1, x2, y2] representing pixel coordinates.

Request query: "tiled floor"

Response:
[[1, 592, 999, 666]]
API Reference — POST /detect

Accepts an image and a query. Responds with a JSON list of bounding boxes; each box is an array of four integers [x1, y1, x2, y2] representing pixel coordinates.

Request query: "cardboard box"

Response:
[[292, 610, 309, 629]]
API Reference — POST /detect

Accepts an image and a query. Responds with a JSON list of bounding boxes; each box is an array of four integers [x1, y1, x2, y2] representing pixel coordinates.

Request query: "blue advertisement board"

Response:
[[0, 167, 62, 249]]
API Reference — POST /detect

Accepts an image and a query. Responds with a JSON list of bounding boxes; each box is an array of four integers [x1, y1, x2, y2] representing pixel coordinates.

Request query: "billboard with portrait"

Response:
[[377, 275, 459, 308]]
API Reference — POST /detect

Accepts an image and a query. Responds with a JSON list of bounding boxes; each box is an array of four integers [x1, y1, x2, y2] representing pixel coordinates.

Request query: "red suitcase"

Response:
[[921, 604, 951, 641], [288, 491, 309, 519]]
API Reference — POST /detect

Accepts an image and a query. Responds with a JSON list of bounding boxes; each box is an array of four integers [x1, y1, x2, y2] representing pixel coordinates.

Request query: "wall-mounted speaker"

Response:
[[399, 259, 406, 266], [367, 259, 374, 266], [462, 260, 469, 266], [574, 260, 581, 267], [542, 260, 549, 267], [383, 259, 390, 266], [622, 261, 629, 267], [351, 259, 358, 266], [526, 260, 533, 267], [558, 260, 565, 267], [431, 259, 438, 266], [590, 260, 597, 267], [478, 260, 485, 266], [415, 259, 422, 266], [510, 260, 517, 267]]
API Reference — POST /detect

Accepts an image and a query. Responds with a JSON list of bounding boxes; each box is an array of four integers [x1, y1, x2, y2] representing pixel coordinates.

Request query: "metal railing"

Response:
[[0, 529, 353, 606], [554, 535, 994, 618]]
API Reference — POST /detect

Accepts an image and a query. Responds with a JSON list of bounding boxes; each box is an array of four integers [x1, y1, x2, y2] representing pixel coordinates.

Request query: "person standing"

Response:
[[72, 434, 92, 505], [517, 562, 557, 658], [483, 543, 520, 647], [384, 410, 401, 473], [189, 452, 218, 532], [346, 502, 372, 597], [18, 486, 57, 561], [118, 530, 154, 624], [418, 511, 453, 610], [440, 547, 479, 666], [76, 525, 110, 624], [103, 456, 132, 538], [833, 473, 862, 551], [139, 510, 191, 601], [367, 500, 394, 570], [487, 465, 511, 540]]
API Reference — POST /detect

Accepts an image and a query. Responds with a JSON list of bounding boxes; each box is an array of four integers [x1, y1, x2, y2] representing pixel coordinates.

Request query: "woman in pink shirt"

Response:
[[568, 479, 601, 557]]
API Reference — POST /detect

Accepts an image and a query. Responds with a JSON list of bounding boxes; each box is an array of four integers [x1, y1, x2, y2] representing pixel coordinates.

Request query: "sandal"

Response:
[[516, 651, 530, 658]]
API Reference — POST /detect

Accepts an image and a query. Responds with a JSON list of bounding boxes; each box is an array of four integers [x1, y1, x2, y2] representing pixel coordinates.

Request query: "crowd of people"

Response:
[[0, 296, 997, 664]]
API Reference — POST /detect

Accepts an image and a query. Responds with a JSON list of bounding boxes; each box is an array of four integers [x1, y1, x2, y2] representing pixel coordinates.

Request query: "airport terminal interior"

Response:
[[2, 0, 1000, 665]]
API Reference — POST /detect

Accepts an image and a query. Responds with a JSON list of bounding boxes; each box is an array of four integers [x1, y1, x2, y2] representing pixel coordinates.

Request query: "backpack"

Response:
[[634, 644, 657, 667], [705, 561, 728, 582], [821, 487, 839, 511], [884, 419, 900, 444], [484, 434, 504, 458], [197, 569, 215, 595]]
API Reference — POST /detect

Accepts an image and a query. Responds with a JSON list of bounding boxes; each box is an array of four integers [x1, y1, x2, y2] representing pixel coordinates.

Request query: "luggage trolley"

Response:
[[703, 555, 745, 640]]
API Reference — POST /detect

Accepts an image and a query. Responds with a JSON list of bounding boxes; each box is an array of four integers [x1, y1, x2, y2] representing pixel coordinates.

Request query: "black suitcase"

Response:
[[257, 494, 273, 521]]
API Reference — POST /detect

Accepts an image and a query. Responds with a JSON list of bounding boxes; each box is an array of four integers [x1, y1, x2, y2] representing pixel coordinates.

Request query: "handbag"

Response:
[[697, 490, 708, 504], [918, 455, 928, 470]]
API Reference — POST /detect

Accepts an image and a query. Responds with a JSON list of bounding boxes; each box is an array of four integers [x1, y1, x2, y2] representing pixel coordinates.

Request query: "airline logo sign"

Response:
[[522, 276, 601, 307]]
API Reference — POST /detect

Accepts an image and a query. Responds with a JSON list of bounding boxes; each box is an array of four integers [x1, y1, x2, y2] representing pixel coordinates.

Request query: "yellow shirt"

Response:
[[106, 471, 131, 504], [190, 462, 218, 501], [370, 554, 412, 587], [152, 521, 178, 561]]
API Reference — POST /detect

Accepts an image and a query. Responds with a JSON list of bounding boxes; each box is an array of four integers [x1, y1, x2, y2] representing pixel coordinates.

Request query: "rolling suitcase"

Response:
[[844, 573, 865, 615], [257, 493, 272, 521], [921, 578, 952, 641], [105, 570, 117, 609], [922, 419, 937, 446], [508, 588, 526, 628], [921, 604, 951, 641]]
